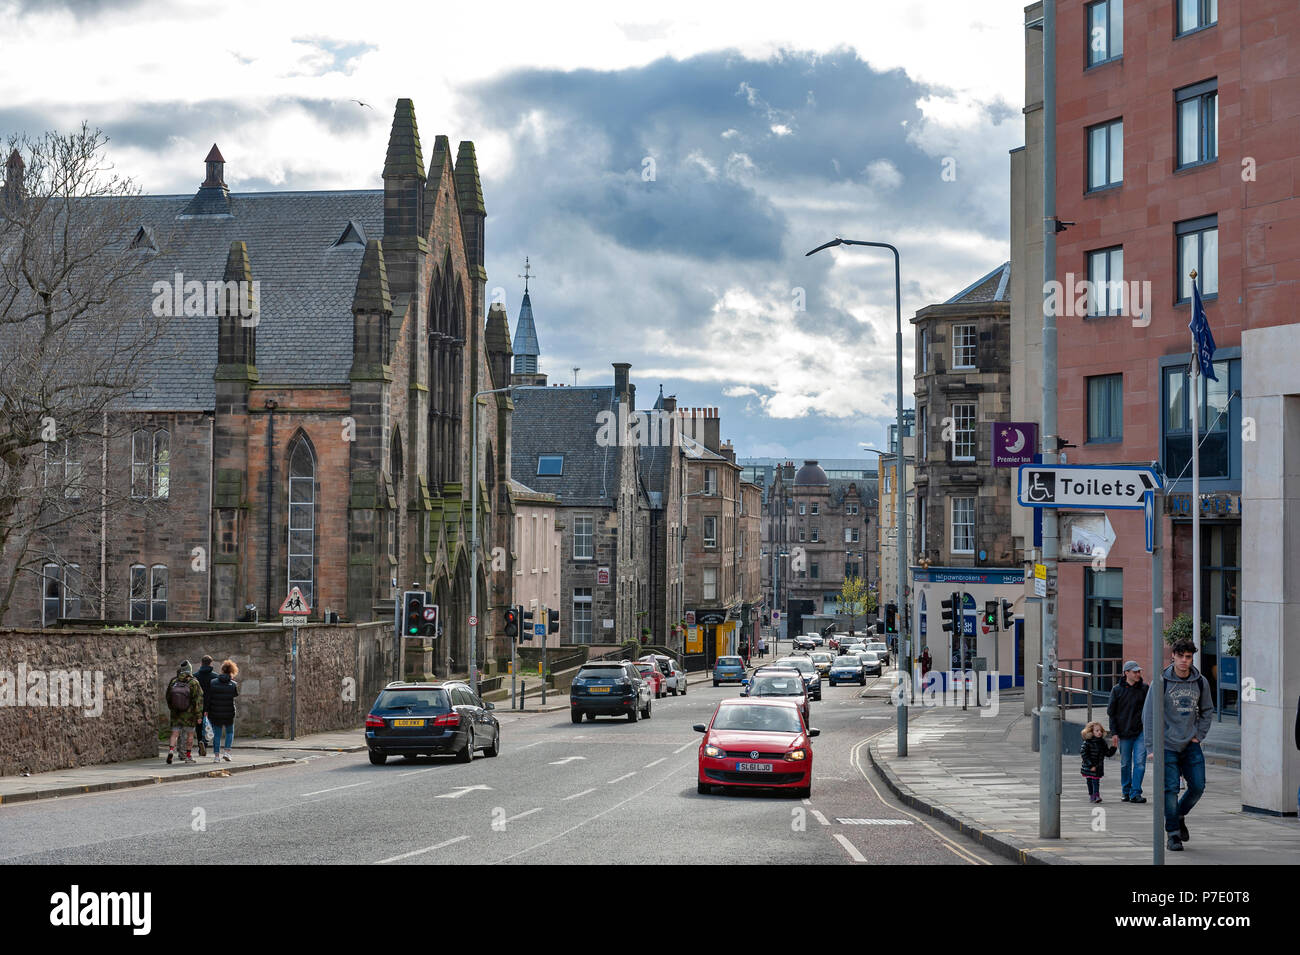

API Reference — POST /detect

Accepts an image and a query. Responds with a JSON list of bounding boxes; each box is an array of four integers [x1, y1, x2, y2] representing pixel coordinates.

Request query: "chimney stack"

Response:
[[3, 149, 24, 206], [612, 362, 631, 404]]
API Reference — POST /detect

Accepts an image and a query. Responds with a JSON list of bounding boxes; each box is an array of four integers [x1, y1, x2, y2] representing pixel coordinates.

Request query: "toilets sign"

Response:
[[1018, 465, 1161, 510]]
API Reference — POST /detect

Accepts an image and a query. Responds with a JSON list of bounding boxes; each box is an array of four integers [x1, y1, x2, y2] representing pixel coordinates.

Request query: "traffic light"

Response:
[[520, 602, 535, 641], [1001, 598, 1014, 631], [983, 600, 998, 629], [940, 592, 958, 635], [503, 606, 519, 639], [403, 591, 425, 637], [421, 603, 438, 639], [885, 603, 898, 634], [548, 607, 560, 635], [875, 619, 885, 635]]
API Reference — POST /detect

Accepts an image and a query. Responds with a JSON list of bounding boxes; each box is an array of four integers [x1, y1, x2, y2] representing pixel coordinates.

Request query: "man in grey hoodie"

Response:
[[1143, 638, 1214, 851]]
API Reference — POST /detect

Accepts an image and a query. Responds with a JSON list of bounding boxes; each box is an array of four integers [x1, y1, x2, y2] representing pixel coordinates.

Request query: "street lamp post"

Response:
[[470, 385, 514, 694], [808, 237, 909, 757]]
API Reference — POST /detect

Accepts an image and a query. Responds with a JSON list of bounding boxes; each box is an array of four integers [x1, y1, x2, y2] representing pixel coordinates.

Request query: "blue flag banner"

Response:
[[1189, 283, 1218, 381]]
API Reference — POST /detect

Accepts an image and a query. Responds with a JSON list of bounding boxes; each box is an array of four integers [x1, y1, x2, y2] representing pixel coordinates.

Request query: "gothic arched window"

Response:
[[287, 436, 316, 606]]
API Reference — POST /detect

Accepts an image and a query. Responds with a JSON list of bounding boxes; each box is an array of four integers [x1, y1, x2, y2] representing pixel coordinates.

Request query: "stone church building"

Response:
[[11, 99, 514, 677]]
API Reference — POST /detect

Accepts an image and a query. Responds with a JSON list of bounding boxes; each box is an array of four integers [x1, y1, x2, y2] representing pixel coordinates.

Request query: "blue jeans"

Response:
[[1163, 741, 1206, 833], [1118, 735, 1146, 799], [212, 723, 234, 755]]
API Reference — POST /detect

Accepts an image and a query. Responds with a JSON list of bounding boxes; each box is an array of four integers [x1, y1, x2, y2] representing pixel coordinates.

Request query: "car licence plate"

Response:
[[736, 762, 772, 772], [392, 719, 425, 727], [589, 686, 611, 693]]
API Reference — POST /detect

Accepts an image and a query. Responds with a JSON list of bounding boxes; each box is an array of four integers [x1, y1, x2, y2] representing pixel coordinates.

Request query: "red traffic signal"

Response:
[[503, 607, 519, 639]]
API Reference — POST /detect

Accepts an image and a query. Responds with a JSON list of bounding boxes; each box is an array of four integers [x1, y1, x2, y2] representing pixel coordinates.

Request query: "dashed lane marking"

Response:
[[377, 834, 469, 865], [644, 758, 666, 768], [834, 833, 868, 863], [562, 788, 596, 801], [397, 767, 440, 777], [836, 818, 913, 825], [810, 809, 830, 826], [505, 807, 542, 823], [607, 772, 636, 784], [299, 782, 370, 797], [673, 741, 697, 754]]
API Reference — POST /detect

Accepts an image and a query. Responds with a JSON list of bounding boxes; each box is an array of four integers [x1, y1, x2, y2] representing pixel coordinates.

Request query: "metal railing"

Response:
[[1035, 656, 1125, 727]]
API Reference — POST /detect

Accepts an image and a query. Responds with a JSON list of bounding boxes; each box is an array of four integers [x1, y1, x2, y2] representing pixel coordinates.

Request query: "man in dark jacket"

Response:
[[194, 656, 216, 757], [165, 661, 204, 764], [1142, 639, 1214, 851], [1108, 661, 1148, 803]]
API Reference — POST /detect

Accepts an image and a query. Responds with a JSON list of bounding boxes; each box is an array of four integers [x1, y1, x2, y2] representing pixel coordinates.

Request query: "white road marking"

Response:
[[810, 809, 830, 826], [549, 756, 587, 765], [837, 818, 914, 825], [607, 772, 636, 784], [505, 807, 543, 823], [397, 767, 441, 777], [644, 758, 666, 768], [299, 782, 370, 797], [435, 785, 493, 799], [166, 784, 256, 796], [377, 834, 469, 865], [517, 740, 547, 750], [562, 788, 596, 801], [673, 741, 697, 754], [834, 834, 868, 863]]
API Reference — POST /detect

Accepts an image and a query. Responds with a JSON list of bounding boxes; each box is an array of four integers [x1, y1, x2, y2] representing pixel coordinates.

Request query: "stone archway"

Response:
[[433, 576, 452, 678], [452, 556, 471, 676]]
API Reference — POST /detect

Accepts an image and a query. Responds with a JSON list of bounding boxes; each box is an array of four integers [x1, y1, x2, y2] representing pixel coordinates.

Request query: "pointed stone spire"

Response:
[[183, 143, 231, 216], [422, 135, 453, 234], [383, 98, 425, 180], [512, 260, 540, 376], [215, 240, 257, 379], [352, 239, 392, 315], [3, 149, 24, 205], [453, 140, 485, 216], [222, 239, 253, 312], [485, 301, 513, 390]]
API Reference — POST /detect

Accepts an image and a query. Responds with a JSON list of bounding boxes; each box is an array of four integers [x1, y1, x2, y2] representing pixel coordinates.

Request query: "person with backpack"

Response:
[[1142, 639, 1214, 851], [204, 659, 240, 763], [194, 656, 216, 757], [165, 661, 204, 764], [1107, 660, 1148, 803]]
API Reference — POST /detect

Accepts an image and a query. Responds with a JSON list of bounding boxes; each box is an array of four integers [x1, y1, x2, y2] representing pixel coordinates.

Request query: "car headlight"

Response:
[[784, 749, 807, 761], [703, 744, 725, 758]]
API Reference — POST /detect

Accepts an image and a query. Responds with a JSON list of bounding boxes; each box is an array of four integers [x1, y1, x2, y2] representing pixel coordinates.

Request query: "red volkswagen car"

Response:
[[634, 661, 665, 698], [693, 698, 818, 798]]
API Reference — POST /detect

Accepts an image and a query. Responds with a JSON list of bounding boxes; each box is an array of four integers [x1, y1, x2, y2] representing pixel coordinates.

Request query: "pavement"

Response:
[[868, 686, 1300, 865]]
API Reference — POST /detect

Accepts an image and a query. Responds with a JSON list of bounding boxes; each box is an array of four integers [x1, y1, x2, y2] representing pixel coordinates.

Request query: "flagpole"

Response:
[[1190, 269, 1201, 671]]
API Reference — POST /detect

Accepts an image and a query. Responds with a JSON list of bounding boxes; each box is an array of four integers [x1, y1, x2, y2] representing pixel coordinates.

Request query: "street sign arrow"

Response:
[[1018, 464, 1162, 510], [435, 785, 493, 799]]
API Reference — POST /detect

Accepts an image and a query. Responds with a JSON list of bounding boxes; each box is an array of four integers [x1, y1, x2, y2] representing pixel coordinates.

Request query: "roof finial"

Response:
[[518, 256, 535, 293]]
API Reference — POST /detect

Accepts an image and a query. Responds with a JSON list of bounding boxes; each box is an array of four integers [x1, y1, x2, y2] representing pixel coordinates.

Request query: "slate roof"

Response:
[[828, 477, 878, 507], [944, 261, 1011, 305], [122, 189, 384, 410], [510, 385, 623, 507]]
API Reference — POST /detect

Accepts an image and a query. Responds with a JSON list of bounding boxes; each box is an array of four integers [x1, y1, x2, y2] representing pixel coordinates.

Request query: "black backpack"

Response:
[[167, 678, 192, 712]]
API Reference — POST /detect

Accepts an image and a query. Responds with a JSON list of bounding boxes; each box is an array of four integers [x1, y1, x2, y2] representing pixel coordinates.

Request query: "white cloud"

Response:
[[862, 158, 903, 190], [769, 123, 793, 136]]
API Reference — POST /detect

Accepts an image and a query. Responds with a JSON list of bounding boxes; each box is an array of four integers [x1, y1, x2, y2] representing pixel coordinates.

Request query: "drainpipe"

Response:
[[264, 398, 277, 619], [100, 410, 107, 620]]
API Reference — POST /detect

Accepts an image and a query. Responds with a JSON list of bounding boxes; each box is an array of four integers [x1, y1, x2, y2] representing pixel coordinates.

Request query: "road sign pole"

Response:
[[542, 608, 548, 706], [290, 624, 298, 741], [1152, 485, 1165, 865]]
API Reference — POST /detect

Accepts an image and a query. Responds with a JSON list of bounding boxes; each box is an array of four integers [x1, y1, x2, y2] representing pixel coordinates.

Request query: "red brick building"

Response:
[[1052, 0, 1298, 731], [9, 100, 514, 678]]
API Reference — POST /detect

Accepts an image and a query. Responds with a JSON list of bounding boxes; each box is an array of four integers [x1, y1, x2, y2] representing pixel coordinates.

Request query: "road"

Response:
[[0, 648, 1006, 865]]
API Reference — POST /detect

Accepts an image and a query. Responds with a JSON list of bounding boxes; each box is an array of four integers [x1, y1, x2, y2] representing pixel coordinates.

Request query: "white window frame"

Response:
[[703, 568, 717, 601], [951, 497, 975, 554], [573, 515, 594, 560], [150, 564, 168, 621], [572, 588, 593, 644], [1087, 119, 1123, 191], [1087, 247, 1125, 317], [952, 402, 976, 461], [704, 516, 717, 548], [811, 503, 819, 515], [704, 468, 717, 495], [129, 563, 147, 621], [288, 440, 315, 607], [952, 324, 977, 370]]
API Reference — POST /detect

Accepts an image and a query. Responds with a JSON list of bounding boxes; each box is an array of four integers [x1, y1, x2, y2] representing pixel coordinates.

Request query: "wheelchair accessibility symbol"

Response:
[[1025, 470, 1055, 503]]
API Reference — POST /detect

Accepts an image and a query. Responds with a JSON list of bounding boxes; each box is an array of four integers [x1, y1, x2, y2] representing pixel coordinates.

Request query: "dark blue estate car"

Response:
[[365, 681, 499, 765]]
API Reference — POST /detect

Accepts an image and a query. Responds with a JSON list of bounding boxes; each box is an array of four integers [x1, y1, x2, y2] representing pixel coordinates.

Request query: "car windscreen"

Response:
[[811, 653, 833, 663], [867, 644, 887, 652], [833, 656, 860, 666], [776, 658, 813, 673], [576, 667, 625, 681], [749, 676, 802, 696], [375, 689, 450, 711], [712, 704, 802, 733], [717, 657, 742, 666], [860, 652, 880, 662]]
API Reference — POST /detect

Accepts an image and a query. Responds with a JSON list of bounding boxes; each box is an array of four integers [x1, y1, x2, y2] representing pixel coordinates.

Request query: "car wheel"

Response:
[[628, 704, 639, 723], [571, 710, 583, 724], [712, 681, 719, 687], [643, 698, 652, 719], [368, 751, 386, 765], [829, 680, 836, 687], [586, 712, 596, 721], [860, 677, 867, 686], [486, 730, 500, 757], [697, 782, 710, 795], [681, 682, 686, 696], [670, 687, 677, 696], [457, 730, 475, 763]]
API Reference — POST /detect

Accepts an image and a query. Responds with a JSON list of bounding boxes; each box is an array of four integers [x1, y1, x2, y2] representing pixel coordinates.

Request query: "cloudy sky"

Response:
[[2, 0, 1028, 460]]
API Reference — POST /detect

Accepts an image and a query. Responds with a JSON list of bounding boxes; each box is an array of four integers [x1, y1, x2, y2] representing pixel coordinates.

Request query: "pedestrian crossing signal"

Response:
[[983, 600, 998, 629]]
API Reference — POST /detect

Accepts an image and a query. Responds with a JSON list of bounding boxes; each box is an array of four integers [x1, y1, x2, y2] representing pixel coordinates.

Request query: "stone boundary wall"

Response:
[[0, 629, 157, 775], [1, 621, 398, 775]]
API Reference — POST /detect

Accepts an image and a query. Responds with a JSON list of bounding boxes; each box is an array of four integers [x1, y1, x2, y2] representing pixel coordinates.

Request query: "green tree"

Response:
[[837, 576, 875, 635]]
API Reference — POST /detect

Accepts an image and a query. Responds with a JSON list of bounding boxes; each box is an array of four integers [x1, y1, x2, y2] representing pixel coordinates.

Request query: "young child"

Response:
[[1081, 720, 1117, 803]]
